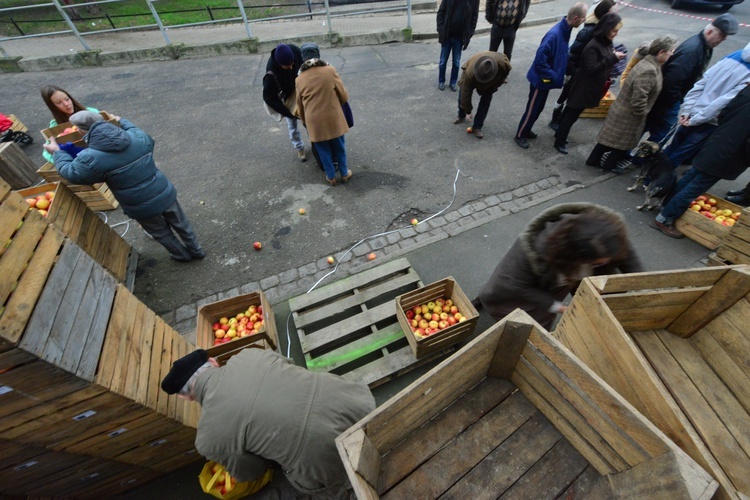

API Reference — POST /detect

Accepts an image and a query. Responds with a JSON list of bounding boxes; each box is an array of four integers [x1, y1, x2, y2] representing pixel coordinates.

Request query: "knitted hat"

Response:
[[712, 13, 738, 35], [161, 349, 208, 395], [274, 44, 295, 66], [69, 110, 103, 131], [475, 55, 498, 84]]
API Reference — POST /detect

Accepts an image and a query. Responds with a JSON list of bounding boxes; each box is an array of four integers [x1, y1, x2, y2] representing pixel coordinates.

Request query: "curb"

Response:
[[165, 172, 611, 343]]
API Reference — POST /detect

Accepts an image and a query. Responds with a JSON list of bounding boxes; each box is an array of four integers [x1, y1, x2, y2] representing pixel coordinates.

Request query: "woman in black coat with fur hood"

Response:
[[553, 12, 626, 154]]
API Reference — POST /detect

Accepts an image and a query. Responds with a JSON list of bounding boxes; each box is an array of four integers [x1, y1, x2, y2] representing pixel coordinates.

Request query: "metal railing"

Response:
[[0, 0, 412, 51]]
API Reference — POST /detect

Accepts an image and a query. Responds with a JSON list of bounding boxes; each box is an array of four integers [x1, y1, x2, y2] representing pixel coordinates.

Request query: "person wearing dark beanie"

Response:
[[262, 43, 308, 162], [160, 348, 375, 498]]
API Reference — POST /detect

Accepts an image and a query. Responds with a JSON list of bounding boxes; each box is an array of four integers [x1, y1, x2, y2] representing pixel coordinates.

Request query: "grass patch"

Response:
[[0, 0, 309, 37]]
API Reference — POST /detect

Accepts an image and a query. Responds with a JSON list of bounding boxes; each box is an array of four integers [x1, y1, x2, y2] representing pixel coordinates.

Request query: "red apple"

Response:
[[253, 241, 262, 250], [438, 320, 449, 330], [212, 322, 221, 331], [428, 320, 439, 330], [447, 316, 457, 326], [25, 198, 37, 208], [418, 319, 429, 329]]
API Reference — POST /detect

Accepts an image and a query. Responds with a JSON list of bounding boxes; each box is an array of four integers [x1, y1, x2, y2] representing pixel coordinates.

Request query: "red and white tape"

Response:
[[617, 1, 750, 28]]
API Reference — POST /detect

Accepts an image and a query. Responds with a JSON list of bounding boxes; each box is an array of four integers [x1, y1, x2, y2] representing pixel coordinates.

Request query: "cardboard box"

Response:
[[396, 277, 478, 359], [337, 310, 718, 499], [554, 266, 750, 499], [196, 291, 278, 365], [675, 193, 742, 250]]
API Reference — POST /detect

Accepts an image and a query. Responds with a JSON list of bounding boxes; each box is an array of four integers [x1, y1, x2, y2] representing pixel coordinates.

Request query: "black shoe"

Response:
[[170, 253, 192, 262], [438, 82, 445, 91], [726, 194, 750, 206], [190, 249, 206, 259], [450, 84, 458, 92], [514, 136, 530, 149], [726, 187, 748, 197], [554, 144, 568, 155], [525, 131, 538, 139]]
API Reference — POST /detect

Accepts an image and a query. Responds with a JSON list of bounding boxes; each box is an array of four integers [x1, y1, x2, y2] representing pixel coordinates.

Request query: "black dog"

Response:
[[627, 141, 677, 211]]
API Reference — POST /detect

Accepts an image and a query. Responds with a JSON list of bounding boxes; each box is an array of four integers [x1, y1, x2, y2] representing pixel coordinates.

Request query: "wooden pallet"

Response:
[[289, 258, 454, 388], [580, 91, 616, 119]]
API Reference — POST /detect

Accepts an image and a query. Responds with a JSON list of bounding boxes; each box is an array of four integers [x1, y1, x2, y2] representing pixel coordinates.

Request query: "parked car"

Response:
[[670, 0, 743, 10]]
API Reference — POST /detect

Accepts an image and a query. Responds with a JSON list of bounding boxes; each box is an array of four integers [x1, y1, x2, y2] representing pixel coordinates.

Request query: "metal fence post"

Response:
[[146, 0, 172, 45], [237, 0, 253, 39], [52, 0, 90, 51], [406, 0, 412, 29], [323, 0, 333, 33]]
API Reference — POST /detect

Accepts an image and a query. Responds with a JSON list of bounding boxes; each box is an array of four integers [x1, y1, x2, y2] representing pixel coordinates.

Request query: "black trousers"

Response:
[[587, 143, 629, 170], [554, 106, 584, 147], [489, 25, 517, 61]]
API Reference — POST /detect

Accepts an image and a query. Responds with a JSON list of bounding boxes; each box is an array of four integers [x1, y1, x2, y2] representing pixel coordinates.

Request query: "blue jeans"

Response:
[[315, 135, 348, 181], [645, 101, 680, 144], [458, 88, 493, 130], [656, 167, 721, 224], [663, 123, 716, 168], [439, 37, 462, 86], [517, 84, 549, 139], [285, 117, 303, 151]]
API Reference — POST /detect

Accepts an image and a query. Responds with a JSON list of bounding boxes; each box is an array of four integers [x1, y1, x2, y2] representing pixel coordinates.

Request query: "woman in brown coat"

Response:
[[295, 59, 352, 186], [587, 36, 677, 172], [553, 12, 625, 154]]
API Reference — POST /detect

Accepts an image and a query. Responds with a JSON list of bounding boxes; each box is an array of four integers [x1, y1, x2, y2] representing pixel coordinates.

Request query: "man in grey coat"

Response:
[[162, 348, 375, 498], [43, 110, 204, 262]]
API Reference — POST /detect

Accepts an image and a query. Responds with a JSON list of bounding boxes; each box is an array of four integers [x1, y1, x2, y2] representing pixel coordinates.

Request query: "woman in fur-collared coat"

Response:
[[587, 36, 677, 172], [295, 58, 352, 186], [477, 203, 644, 329]]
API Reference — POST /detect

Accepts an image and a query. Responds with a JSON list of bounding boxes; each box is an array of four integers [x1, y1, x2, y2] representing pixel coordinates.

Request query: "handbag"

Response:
[[342, 102, 354, 128], [263, 71, 297, 122]]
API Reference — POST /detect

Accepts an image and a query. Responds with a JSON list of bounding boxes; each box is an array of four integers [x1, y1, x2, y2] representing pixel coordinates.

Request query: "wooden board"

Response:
[[0, 141, 39, 189], [289, 258, 453, 388]]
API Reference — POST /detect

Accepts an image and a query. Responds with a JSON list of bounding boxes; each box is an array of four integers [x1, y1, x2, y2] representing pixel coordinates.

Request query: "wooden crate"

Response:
[[337, 309, 719, 499], [675, 193, 742, 250], [0, 141, 39, 189], [36, 163, 119, 211], [196, 290, 278, 365], [289, 258, 457, 388], [581, 91, 616, 118], [395, 276, 478, 359], [716, 207, 750, 265], [14, 182, 134, 283], [553, 265, 750, 499], [40, 111, 118, 144]]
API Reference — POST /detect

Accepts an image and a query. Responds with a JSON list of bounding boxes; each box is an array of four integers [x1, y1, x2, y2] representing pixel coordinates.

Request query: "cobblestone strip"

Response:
[[169, 175, 577, 337]]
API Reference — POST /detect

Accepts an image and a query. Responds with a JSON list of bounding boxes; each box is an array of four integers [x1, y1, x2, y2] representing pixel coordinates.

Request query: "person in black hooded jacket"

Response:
[[437, 0, 480, 91], [553, 12, 625, 154], [262, 43, 308, 162]]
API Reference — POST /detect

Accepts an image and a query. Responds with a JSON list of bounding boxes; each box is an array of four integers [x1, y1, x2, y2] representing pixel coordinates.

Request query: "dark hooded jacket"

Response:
[[262, 44, 303, 119], [566, 12, 621, 110], [478, 203, 643, 329], [437, 0, 480, 49], [53, 118, 176, 220]]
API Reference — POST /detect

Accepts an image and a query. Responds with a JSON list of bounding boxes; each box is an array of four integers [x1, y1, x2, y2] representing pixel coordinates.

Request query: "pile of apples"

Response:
[[25, 191, 55, 218], [209, 463, 237, 496], [689, 196, 741, 227], [404, 297, 469, 338], [211, 304, 264, 346], [56, 126, 78, 138]]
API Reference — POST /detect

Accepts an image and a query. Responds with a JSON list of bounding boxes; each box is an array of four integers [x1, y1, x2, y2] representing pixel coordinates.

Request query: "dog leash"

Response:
[[658, 123, 679, 148]]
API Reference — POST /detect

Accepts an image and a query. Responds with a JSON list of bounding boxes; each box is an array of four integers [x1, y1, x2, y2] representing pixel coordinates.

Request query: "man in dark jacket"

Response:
[[44, 111, 205, 262], [162, 348, 375, 498], [651, 84, 750, 239], [644, 13, 738, 144], [514, 2, 587, 150], [437, 0, 480, 91], [453, 51, 512, 138], [263, 43, 307, 162], [485, 0, 530, 61]]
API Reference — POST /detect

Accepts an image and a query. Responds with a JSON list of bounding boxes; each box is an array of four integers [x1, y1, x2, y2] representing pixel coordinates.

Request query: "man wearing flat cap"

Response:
[[162, 348, 375, 498], [43, 111, 204, 262], [644, 13, 739, 144], [453, 50, 512, 138]]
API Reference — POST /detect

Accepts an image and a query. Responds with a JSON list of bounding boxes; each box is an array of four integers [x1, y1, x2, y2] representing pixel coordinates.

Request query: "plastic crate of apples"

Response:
[[689, 195, 741, 227]]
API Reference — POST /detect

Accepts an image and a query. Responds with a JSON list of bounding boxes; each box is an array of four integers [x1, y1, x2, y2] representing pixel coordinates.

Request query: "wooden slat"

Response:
[[19, 242, 82, 357], [53, 408, 162, 455], [77, 270, 117, 382], [289, 258, 413, 311], [339, 344, 452, 389], [134, 307, 156, 406], [378, 377, 515, 492], [95, 284, 128, 388], [0, 193, 29, 247], [557, 465, 613, 500], [487, 319, 533, 380], [156, 324, 174, 416], [123, 301, 146, 400], [146, 316, 166, 410], [588, 268, 729, 294], [668, 268, 750, 337], [632, 330, 750, 495], [109, 288, 139, 395], [692, 330, 750, 415], [303, 300, 399, 353], [381, 392, 541, 499], [0, 207, 48, 306], [340, 429, 380, 489]]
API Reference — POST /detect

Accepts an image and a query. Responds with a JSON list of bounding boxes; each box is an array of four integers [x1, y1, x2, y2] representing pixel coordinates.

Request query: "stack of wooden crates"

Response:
[[0, 178, 201, 497]]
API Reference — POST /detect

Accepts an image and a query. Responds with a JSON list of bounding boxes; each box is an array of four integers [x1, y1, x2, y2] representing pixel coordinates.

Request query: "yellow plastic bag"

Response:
[[198, 461, 273, 499]]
